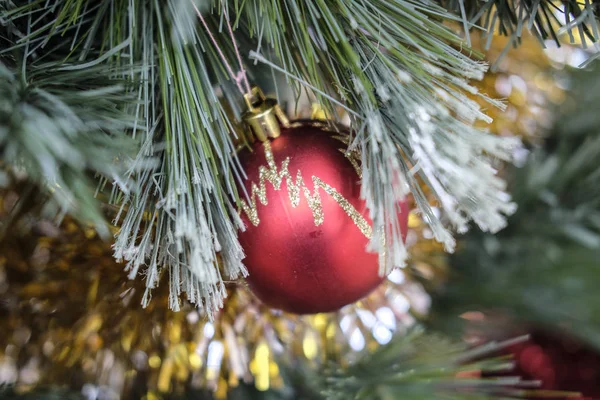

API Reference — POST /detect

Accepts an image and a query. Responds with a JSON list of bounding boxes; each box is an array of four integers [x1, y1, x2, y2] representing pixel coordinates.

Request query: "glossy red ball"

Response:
[[237, 122, 409, 314]]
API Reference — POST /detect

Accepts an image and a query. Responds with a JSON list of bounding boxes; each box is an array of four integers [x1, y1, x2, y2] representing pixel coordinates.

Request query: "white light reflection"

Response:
[[495, 76, 512, 97], [375, 307, 396, 330], [207, 341, 224, 368], [204, 322, 215, 339], [373, 323, 392, 345], [392, 294, 410, 314], [349, 329, 365, 351], [357, 309, 376, 328], [509, 75, 528, 94], [387, 269, 405, 284], [340, 315, 353, 334], [186, 311, 199, 324]]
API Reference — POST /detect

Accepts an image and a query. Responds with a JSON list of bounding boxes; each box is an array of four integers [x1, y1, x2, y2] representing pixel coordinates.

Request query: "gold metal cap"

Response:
[[243, 87, 289, 142]]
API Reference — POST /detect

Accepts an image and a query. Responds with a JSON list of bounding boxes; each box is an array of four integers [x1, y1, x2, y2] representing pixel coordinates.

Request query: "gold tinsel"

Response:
[[0, 210, 434, 399], [0, 32, 558, 399]]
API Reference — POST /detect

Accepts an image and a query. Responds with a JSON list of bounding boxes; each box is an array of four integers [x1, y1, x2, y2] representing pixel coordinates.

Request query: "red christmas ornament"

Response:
[[508, 331, 600, 399], [236, 89, 409, 314]]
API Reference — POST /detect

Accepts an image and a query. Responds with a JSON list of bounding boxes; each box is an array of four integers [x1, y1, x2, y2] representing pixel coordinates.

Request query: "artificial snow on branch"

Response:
[[107, 0, 248, 314], [1, 0, 524, 313], [239, 0, 521, 272], [443, 1, 600, 59], [287, 328, 536, 400], [432, 65, 600, 350], [1, 0, 248, 315], [0, 61, 138, 237]]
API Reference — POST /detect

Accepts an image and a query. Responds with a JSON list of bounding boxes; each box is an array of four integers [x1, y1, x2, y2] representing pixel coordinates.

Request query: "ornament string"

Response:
[[192, 3, 251, 96]]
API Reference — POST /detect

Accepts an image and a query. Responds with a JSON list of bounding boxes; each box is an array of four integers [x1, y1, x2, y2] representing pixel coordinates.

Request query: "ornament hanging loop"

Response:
[[243, 87, 289, 142]]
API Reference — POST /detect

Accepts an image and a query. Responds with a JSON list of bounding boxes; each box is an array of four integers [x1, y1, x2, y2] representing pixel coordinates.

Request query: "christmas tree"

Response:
[[1, 1, 599, 399]]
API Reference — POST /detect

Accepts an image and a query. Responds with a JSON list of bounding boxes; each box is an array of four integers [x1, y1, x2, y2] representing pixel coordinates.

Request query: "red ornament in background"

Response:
[[236, 90, 409, 314], [508, 331, 600, 399]]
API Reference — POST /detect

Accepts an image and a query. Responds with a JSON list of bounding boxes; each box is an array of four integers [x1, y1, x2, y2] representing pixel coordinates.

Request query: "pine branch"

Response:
[[307, 329, 536, 399], [91, 0, 249, 313], [2, 0, 523, 313], [2, 0, 250, 314], [0, 60, 138, 237], [237, 0, 521, 272], [110, 0, 249, 314], [443, 1, 600, 52], [431, 65, 600, 349]]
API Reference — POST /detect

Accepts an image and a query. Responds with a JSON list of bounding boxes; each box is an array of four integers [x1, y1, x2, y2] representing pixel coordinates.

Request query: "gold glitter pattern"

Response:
[[240, 141, 372, 239]]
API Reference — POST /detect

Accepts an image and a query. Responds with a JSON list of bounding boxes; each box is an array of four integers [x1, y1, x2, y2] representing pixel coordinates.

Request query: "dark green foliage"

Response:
[[0, 60, 138, 237], [431, 65, 600, 349], [316, 329, 533, 400], [443, 1, 600, 49], [0, 386, 84, 400]]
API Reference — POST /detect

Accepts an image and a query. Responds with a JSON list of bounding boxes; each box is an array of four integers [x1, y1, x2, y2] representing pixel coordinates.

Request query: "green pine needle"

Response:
[[238, 0, 521, 273], [301, 329, 536, 400], [0, 61, 138, 237], [431, 65, 600, 349], [443, 1, 600, 66], [2, 0, 249, 314], [2, 0, 525, 314], [108, 0, 248, 314]]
